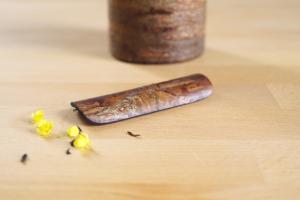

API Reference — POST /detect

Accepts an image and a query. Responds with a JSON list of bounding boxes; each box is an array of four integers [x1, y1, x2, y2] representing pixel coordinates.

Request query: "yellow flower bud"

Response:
[[67, 126, 80, 138], [72, 133, 91, 149], [36, 119, 53, 137], [31, 110, 45, 124]]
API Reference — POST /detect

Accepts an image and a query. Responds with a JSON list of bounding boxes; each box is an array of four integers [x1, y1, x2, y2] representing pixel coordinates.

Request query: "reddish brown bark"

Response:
[[109, 0, 206, 64], [71, 74, 212, 125]]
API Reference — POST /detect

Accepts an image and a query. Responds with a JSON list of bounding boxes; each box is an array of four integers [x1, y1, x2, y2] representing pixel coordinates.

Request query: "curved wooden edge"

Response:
[[71, 74, 213, 125]]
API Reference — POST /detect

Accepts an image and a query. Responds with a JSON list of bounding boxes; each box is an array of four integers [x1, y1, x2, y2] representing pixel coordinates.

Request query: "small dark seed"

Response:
[[127, 131, 141, 138], [70, 140, 75, 147], [20, 154, 28, 164], [66, 149, 71, 155]]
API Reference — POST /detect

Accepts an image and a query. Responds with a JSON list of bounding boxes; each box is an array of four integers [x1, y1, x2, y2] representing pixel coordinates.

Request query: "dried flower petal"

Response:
[[36, 119, 53, 137], [73, 133, 91, 149], [67, 126, 80, 138], [31, 110, 45, 124]]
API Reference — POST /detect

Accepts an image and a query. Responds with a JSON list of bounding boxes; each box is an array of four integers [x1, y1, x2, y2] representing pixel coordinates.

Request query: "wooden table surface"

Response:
[[1, 0, 300, 199]]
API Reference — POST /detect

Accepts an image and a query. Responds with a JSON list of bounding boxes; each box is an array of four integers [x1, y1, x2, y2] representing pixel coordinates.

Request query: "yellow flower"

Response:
[[67, 126, 81, 138], [72, 133, 91, 149], [31, 110, 45, 124], [36, 119, 53, 137]]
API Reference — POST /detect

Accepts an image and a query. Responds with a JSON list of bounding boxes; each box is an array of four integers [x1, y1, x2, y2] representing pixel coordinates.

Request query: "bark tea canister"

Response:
[[109, 0, 206, 64]]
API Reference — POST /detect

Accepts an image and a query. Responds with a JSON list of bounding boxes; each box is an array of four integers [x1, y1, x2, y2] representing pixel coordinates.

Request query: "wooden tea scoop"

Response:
[[71, 74, 212, 125]]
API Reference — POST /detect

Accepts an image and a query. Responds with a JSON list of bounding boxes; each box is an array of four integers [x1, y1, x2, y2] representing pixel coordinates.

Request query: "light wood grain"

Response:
[[0, 0, 300, 199]]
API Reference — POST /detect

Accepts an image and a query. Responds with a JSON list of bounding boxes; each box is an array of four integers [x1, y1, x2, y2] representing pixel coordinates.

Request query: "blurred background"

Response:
[[1, 0, 299, 82]]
